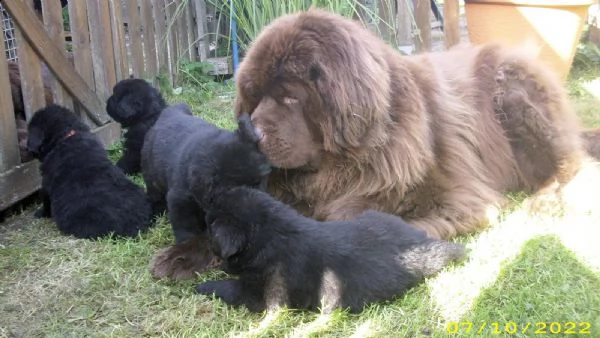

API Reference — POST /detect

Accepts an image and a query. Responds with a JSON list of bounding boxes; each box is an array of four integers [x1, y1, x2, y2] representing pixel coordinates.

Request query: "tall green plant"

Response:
[[206, 0, 401, 52], [163, 0, 418, 80]]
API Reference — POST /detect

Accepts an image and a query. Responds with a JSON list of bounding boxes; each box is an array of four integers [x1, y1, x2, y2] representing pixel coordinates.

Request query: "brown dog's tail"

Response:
[[581, 128, 600, 161]]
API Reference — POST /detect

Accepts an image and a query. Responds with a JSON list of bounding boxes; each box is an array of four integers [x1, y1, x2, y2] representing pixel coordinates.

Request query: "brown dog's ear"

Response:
[[209, 219, 246, 260], [310, 29, 392, 152]]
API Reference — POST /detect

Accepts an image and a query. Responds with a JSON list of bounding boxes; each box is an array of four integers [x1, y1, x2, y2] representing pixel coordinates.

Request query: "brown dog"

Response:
[[234, 8, 597, 240]]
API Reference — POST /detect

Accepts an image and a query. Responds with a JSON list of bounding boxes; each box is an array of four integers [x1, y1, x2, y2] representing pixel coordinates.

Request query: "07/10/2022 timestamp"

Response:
[[446, 321, 591, 335]]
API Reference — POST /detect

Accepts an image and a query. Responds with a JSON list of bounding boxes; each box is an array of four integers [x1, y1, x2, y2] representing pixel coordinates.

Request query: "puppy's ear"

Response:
[[209, 219, 246, 260], [236, 112, 261, 144], [26, 127, 43, 156]]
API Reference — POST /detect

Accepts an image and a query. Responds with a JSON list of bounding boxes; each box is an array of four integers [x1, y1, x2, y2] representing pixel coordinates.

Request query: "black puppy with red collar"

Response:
[[27, 104, 153, 239]]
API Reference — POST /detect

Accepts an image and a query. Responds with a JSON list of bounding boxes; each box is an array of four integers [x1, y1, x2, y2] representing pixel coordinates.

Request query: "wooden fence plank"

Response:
[[413, 0, 432, 52], [0, 50, 20, 172], [12, 0, 45, 120], [41, 0, 73, 110], [141, 0, 158, 80], [153, 0, 169, 78], [395, 0, 413, 47], [14, 30, 45, 120], [68, 1, 94, 88], [0, 160, 40, 211], [86, 0, 117, 102], [193, 0, 209, 61], [377, 0, 394, 45], [444, 0, 461, 49], [185, 0, 196, 61], [166, 1, 179, 83], [176, 0, 189, 61], [68, 0, 95, 126], [99, 1, 117, 97], [4, 0, 108, 125], [109, 0, 129, 80], [128, 0, 144, 77]]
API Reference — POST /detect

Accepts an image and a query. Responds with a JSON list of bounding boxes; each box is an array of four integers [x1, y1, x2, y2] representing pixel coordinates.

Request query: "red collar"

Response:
[[63, 129, 77, 140]]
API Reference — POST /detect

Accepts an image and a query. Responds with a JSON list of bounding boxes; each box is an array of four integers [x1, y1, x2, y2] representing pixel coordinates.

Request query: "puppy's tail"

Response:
[[400, 241, 466, 279]]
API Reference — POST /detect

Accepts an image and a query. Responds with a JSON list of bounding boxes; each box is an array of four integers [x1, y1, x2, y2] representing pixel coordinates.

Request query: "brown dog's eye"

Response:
[[283, 97, 299, 105], [309, 65, 321, 81]]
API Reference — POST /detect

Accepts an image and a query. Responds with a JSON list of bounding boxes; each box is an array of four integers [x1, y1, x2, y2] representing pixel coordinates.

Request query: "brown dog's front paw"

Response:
[[149, 236, 221, 280], [523, 181, 565, 217]]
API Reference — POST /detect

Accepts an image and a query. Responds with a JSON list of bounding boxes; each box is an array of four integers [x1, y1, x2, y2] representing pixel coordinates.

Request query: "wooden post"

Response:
[[68, 0, 95, 126], [13, 1, 45, 120], [41, 0, 73, 110], [127, 0, 144, 77], [444, 0, 461, 49], [153, 0, 169, 77], [396, 0, 413, 48], [166, 1, 179, 84], [110, 0, 130, 80], [192, 0, 209, 61], [0, 48, 20, 171], [175, 0, 190, 61], [185, 0, 196, 61], [86, 0, 117, 101], [377, 0, 393, 45], [141, 0, 158, 80], [413, 0, 431, 52]]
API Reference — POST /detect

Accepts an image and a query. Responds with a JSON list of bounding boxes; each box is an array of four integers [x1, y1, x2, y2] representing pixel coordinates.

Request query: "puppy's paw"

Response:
[[195, 279, 243, 307], [149, 236, 221, 280], [195, 280, 222, 295]]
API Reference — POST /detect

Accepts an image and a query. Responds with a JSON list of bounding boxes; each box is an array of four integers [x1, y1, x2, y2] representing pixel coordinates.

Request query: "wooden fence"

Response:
[[0, 0, 207, 211]]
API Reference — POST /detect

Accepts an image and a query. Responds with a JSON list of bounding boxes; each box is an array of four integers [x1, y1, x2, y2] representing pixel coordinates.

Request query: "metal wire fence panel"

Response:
[[1, 2, 18, 62]]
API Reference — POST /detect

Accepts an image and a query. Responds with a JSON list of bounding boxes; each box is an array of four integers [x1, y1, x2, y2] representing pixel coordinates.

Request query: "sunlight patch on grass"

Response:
[[428, 209, 544, 323], [230, 309, 286, 338], [348, 319, 377, 338], [465, 235, 600, 337], [287, 312, 336, 338], [429, 188, 600, 327]]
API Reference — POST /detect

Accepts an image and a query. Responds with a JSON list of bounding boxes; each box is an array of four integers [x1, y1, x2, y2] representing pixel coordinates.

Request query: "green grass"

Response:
[[2, 65, 600, 337]]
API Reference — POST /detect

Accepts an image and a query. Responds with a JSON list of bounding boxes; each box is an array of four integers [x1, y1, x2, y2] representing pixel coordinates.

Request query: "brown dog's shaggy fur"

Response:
[[235, 9, 595, 239]]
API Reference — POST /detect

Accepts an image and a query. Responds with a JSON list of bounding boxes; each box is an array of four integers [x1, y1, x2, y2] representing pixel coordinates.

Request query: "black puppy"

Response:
[[196, 186, 466, 313], [106, 78, 167, 174], [142, 103, 271, 279], [27, 104, 153, 239]]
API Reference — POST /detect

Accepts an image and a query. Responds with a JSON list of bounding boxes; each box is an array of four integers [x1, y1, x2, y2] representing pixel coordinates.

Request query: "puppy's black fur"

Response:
[[141, 103, 271, 245], [196, 186, 466, 313], [27, 104, 153, 239], [106, 78, 167, 174]]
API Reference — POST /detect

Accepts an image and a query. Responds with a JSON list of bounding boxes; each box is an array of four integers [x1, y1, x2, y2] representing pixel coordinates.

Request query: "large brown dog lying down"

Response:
[[233, 8, 600, 241], [154, 9, 600, 280]]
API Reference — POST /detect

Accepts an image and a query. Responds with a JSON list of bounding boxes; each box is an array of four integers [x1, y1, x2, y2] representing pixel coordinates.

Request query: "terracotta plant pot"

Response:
[[464, 0, 595, 81]]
